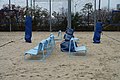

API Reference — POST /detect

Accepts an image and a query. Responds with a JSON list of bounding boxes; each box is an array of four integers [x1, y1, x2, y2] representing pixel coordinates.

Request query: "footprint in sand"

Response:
[[57, 75, 61, 78], [30, 75, 33, 77], [36, 74, 40, 77], [20, 74, 26, 77]]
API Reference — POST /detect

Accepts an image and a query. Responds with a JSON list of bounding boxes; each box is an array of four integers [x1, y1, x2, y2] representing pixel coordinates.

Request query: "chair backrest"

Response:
[[37, 40, 48, 53], [64, 34, 74, 41], [46, 37, 51, 44], [50, 33, 55, 46], [69, 38, 77, 52], [58, 30, 62, 37], [72, 38, 77, 49], [66, 28, 74, 35]]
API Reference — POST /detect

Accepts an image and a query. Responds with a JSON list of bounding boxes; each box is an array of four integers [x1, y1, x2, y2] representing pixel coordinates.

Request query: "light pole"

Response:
[[9, 0, 11, 10], [68, 0, 71, 28], [31, 0, 33, 16], [98, 0, 101, 20], [94, 0, 97, 31], [108, 0, 110, 12], [31, 0, 32, 9], [49, 0, 52, 32], [33, 0, 35, 17], [9, 0, 11, 32], [26, 0, 28, 11]]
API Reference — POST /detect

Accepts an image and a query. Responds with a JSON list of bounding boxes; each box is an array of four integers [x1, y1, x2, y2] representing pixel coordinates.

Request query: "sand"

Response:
[[0, 31, 120, 80]]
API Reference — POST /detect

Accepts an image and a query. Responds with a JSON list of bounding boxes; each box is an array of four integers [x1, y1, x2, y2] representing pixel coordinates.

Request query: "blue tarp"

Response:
[[60, 41, 76, 52], [65, 27, 74, 35], [64, 34, 74, 41], [60, 28, 77, 52], [93, 22, 103, 43], [25, 16, 32, 43]]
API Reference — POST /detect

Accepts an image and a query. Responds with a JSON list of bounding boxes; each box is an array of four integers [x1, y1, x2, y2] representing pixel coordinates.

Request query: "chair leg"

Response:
[[42, 50, 45, 61], [24, 54, 27, 60]]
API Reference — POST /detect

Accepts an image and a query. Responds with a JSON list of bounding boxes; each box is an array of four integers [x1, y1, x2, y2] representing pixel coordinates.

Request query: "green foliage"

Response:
[[113, 12, 120, 24], [72, 12, 81, 30]]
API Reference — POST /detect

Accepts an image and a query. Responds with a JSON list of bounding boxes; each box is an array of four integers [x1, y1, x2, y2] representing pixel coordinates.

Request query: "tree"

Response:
[[95, 7, 109, 23], [81, 2, 93, 27], [72, 12, 81, 29]]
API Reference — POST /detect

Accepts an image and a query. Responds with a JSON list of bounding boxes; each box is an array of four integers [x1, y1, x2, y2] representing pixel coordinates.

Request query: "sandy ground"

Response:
[[0, 31, 120, 80]]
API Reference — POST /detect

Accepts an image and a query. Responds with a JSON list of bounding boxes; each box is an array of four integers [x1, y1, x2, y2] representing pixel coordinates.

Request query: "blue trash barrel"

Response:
[[25, 16, 32, 43], [93, 22, 103, 43]]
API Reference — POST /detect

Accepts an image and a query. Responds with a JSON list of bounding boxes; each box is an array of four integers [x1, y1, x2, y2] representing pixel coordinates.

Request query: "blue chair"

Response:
[[50, 33, 55, 47], [34, 34, 55, 50], [69, 38, 87, 56], [24, 40, 48, 61], [34, 34, 55, 54], [55, 30, 62, 41], [45, 36, 54, 57]]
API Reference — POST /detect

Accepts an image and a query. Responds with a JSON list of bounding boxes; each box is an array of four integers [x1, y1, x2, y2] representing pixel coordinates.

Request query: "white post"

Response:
[[68, 0, 71, 28]]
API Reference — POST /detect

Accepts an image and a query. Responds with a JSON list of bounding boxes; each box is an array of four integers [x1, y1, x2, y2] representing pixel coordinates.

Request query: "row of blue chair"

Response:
[[24, 34, 55, 61]]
